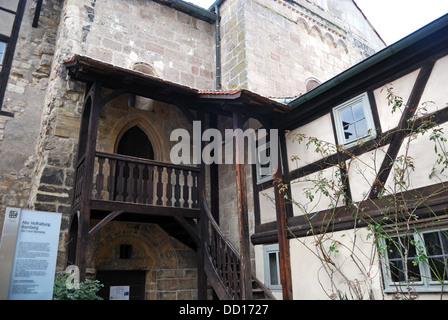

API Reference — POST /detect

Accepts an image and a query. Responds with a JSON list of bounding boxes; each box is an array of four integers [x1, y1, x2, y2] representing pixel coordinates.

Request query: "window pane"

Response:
[[1, 0, 20, 12], [0, 41, 6, 70], [428, 257, 447, 281], [268, 252, 279, 286], [387, 236, 421, 282], [340, 107, 354, 124], [343, 122, 356, 142], [424, 232, 443, 256], [352, 102, 365, 121], [354, 119, 368, 138], [0, 10, 15, 37], [441, 231, 448, 253]]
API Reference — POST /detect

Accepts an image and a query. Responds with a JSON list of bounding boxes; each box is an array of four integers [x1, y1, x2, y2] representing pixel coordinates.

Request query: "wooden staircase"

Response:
[[202, 201, 275, 300]]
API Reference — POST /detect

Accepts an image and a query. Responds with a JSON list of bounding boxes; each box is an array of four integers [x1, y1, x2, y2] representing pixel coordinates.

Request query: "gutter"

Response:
[[153, 0, 217, 23], [288, 13, 448, 110]]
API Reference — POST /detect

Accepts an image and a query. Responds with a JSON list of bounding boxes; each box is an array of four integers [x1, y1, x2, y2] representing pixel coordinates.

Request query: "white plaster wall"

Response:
[[286, 114, 336, 170], [418, 54, 448, 116], [347, 146, 388, 202], [290, 166, 343, 216], [384, 120, 448, 192], [259, 187, 277, 224], [374, 69, 420, 132], [289, 228, 383, 300]]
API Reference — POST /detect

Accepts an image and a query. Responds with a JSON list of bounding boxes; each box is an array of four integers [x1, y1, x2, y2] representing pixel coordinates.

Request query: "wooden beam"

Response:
[[369, 61, 435, 199], [233, 111, 253, 300], [197, 108, 208, 300], [76, 80, 102, 282], [273, 130, 293, 300], [210, 113, 220, 223], [87, 211, 124, 241]]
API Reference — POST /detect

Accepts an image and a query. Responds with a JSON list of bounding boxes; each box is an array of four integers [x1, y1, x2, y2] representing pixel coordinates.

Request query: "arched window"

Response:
[[117, 126, 154, 160], [306, 78, 321, 92]]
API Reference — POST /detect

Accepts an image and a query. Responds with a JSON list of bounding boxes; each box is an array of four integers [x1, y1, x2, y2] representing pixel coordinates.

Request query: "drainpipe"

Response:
[[213, 3, 222, 90]]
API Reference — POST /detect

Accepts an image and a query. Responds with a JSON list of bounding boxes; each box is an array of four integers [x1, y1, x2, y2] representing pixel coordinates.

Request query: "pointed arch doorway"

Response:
[[116, 126, 154, 160]]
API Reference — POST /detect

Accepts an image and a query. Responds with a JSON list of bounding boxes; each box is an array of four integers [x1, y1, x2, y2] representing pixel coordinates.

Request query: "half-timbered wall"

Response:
[[254, 52, 448, 299]]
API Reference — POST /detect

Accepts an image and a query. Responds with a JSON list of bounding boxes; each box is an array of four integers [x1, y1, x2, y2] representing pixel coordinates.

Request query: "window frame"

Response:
[[379, 227, 448, 293], [263, 244, 282, 291], [0, 0, 26, 117], [256, 140, 273, 185], [332, 92, 377, 148]]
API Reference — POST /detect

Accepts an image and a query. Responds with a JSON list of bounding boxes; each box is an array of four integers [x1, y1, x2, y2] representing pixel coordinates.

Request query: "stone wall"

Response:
[[219, 0, 385, 97], [0, 0, 62, 231], [87, 221, 199, 300]]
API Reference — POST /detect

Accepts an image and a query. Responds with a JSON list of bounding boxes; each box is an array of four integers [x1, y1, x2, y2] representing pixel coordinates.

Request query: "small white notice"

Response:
[[3, 208, 62, 300], [109, 286, 130, 300]]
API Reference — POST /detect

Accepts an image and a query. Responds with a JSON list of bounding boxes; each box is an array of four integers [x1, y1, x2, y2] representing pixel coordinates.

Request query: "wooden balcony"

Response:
[[72, 152, 201, 220]]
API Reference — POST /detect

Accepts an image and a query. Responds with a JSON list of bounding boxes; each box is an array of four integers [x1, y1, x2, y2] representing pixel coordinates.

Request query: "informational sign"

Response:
[[0, 208, 62, 300], [109, 286, 130, 300]]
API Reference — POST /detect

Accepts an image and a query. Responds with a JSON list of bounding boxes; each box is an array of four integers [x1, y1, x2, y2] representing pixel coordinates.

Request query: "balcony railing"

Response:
[[73, 152, 200, 215]]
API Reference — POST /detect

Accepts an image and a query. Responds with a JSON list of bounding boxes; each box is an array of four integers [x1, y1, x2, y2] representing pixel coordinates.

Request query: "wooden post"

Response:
[[273, 130, 293, 300], [210, 114, 220, 224], [233, 111, 253, 300], [76, 81, 101, 282], [197, 109, 208, 300]]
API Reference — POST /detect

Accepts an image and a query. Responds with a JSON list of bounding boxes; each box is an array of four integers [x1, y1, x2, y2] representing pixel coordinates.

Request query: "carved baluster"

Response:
[[156, 166, 164, 206], [191, 171, 198, 208], [166, 167, 173, 207], [95, 157, 105, 200], [174, 169, 181, 207], [137, 164, 144, 204], [127, 162, 135, 203], [116, 160, 125, 202], [107, 158, 116, 201], [146, 165, 154, 205], [183, 170, 189, 208]]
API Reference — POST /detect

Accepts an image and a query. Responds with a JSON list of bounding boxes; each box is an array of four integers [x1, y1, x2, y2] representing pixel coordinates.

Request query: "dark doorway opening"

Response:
[[96, 270, 146, 300], [117, 126, 154, 160]]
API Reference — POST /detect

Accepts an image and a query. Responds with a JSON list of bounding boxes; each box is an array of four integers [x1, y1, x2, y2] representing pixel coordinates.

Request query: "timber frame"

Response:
[[252, 15, 448, 245], [64, 14, 448, 300], [64, 55, 288, 299]]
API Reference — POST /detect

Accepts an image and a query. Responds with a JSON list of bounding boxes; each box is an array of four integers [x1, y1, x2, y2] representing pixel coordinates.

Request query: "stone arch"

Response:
[[337, 39, 348, 53], [296, 17, 309, 33], [105, 110, 171, 162], [93, 233, 158, 271], [131, 61, 158, 76], [324, 32, 336, 48], [306, 77, 321, 92], [310, 25, 323, 40]]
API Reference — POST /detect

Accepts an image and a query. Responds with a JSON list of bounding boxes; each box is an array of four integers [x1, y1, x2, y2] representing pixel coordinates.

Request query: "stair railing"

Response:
[[202, 200, 275, 300]]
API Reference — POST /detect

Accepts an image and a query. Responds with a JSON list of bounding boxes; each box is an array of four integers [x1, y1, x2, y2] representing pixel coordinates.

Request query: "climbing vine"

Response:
[[278, 86, 448, 300]]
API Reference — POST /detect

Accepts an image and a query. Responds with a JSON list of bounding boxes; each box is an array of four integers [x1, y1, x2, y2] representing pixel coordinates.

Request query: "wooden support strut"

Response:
[[273, 130, 293, 300], [75, 81, 102, 282], [233, 111, 253, 300], [197, 108, 208, 300], [368, 61, 436, 199]]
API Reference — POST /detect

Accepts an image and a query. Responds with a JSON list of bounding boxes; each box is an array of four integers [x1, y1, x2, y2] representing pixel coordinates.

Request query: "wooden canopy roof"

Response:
[[63, 55, 289, 121]]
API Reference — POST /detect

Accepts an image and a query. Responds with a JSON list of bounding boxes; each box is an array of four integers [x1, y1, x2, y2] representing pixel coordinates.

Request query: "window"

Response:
[[380, 227, 448, 293], [256, 141, 273, 184], [333, 93, 376, 147], [0, 0, 26, 115], [119, 244, 133, 260], [0, 41, 6, 71], [263, 244, 281, 291]]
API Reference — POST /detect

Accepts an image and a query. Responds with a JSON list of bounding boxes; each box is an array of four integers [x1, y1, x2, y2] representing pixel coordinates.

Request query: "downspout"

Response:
[[214, 4, 222, 90]]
